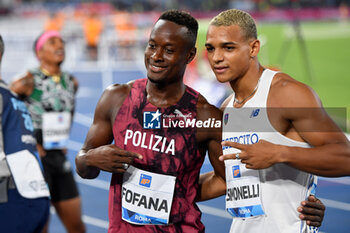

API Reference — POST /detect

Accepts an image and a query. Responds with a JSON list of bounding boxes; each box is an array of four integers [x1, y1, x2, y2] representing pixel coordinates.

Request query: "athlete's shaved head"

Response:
[[210, 9, 257, 40], [158, 9, 198, 48]]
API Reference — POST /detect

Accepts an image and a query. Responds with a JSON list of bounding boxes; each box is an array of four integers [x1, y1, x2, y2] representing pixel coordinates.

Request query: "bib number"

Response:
[[121, 166, 176, 225], [225, 159, 265, 218], [42, 112, 71, 149]]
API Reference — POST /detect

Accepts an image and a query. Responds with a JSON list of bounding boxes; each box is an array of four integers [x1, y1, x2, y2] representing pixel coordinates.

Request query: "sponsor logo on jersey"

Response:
[[232, 165, 241, 178], [143, 109, 221, 129], [21, 134, 37, 145], [58, 115, 64, 123], [250, 108, 260, 118], [143, 110, 161, 129], [224, 113, 229, 125], [139, 174, 152, 188]]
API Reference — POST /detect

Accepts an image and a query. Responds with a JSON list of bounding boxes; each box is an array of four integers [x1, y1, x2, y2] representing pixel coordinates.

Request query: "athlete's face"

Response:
[[205, 25, 258, 83], [37, 36, 65, 65], [144, 20, 196, 84]]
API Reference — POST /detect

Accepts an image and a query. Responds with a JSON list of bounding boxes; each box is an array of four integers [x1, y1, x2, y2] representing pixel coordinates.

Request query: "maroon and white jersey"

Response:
[[108, 79, 205, 233]]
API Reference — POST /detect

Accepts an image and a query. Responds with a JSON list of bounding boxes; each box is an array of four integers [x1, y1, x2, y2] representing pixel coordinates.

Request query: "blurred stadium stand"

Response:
[[1, 0, 349, 104], [1, 0, 349, 79]]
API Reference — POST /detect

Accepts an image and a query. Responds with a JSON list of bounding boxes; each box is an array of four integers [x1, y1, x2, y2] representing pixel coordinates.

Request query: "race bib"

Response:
[[122, 166, 176, 225], [42, 112, 71, 149], [6, 150, 50, 199], [225, 159, 265, 218]]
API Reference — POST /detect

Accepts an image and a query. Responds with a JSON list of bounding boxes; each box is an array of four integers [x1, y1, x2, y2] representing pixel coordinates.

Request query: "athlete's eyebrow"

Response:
[[222, 42, 237, 46], [205, 42, 238, 47]]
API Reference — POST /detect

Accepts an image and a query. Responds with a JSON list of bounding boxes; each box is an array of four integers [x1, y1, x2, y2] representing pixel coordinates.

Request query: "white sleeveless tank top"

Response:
[[223, 69, 318, 233]]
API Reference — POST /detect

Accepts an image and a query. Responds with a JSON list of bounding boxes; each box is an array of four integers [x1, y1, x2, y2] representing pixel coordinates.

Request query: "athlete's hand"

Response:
[[85, 144, 143, 173], [298, 195, 325, 227], [220, 140, 281, 169]]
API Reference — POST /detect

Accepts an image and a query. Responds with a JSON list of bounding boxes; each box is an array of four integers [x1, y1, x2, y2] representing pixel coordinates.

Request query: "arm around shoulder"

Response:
[[196, 95, 226, 201]]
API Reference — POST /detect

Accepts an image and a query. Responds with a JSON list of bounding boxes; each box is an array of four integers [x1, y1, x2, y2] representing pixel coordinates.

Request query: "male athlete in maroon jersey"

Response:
[[109, 78, 209, 231]]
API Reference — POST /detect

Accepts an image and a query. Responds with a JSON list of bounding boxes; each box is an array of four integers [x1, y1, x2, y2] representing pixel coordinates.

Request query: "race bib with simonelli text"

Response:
[[225, 159, 265, 218]]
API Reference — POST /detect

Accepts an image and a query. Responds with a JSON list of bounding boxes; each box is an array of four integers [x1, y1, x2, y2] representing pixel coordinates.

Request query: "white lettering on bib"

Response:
[[225, 159, 265, 218], [42, 112, 71, 149], [122, 165, 176, 225], [6, 150, 50, 199]]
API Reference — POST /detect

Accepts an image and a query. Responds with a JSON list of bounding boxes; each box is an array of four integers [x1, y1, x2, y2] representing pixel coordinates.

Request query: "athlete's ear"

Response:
[[249, 39, 260, 58], [186, 47, 197, 64]]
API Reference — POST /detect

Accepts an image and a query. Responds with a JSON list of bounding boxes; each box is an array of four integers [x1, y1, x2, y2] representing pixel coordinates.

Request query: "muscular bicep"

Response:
[[272, 78, 348, 147], [291, 106, 348, 146], [82, 84, 131, 151], [82, 119, 114, 151]]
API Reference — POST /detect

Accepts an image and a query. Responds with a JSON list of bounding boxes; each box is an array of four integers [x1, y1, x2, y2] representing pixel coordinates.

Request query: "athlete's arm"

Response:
[[275, 81, 350, 176], [75, 84, 142, 179], [196, 95, 226, 201], [10, 72, 34, 97], [221, 74, 350, 177]]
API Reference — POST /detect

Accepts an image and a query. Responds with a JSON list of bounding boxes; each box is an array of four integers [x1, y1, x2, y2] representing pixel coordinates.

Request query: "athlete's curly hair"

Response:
[[158, 9, 198, 48], [210, 9, 257, 40]]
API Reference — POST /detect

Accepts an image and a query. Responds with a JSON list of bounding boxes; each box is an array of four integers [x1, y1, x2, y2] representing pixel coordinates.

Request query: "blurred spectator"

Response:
[[114, 11, 137, 60], [45, 11, 65, 32], [339, 1, 349, 23], [83, 11, 104, 61]]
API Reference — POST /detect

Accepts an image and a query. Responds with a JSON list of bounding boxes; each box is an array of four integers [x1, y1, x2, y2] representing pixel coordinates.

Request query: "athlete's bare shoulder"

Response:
[[197, 94, 223, 120], [95, 81, 135, 125], [105, 81, 133, 95], [269, 72, 322, 108]]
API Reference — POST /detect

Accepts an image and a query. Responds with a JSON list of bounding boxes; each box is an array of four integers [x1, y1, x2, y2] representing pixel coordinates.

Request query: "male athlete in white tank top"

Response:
[[222, 69, 317, 233], [204, 9, 350, 233]]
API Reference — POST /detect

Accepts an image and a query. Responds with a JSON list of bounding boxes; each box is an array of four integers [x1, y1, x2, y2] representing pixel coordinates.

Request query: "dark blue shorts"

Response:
[[0, 188, 50, 233]]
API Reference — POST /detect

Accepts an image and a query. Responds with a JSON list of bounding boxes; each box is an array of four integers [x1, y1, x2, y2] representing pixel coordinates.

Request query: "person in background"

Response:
[[10, 31, 85, 233], [45, 11, 65, 32], [83, 11, 104, 60], [0, 34, 50, 233]]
